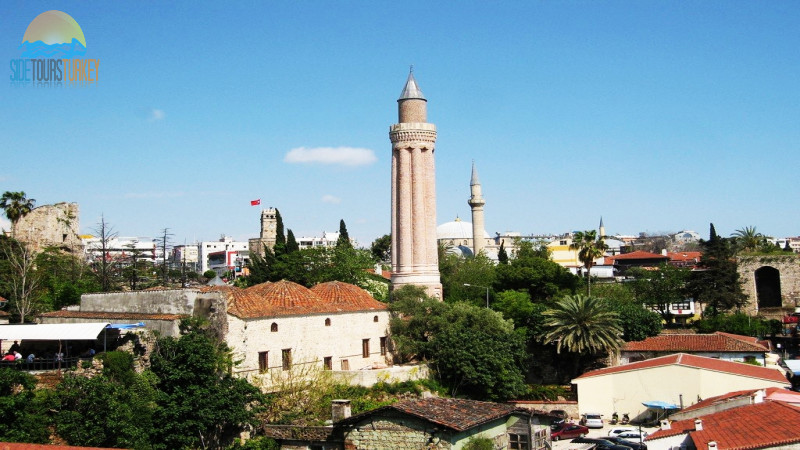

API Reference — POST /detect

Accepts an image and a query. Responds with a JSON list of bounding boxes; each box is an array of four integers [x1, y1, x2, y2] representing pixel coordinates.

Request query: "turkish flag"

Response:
[[250, 199, 261, 206]]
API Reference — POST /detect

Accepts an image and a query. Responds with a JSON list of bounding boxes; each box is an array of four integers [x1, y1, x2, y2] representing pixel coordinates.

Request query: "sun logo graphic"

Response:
[[10, 10, 99, 87]]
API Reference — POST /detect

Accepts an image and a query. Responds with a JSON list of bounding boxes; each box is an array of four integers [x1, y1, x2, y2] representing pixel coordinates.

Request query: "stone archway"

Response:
[[755, 266, 782, 308]]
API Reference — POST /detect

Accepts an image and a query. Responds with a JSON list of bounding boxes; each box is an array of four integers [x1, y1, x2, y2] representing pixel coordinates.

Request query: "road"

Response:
[[551, 424, 658, 450]]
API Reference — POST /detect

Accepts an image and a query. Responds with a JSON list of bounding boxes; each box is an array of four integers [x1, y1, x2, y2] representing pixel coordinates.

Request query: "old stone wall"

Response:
[[343, 417, 450, 450], [738, 255, 800, 318], [15, 202, 82, 254]]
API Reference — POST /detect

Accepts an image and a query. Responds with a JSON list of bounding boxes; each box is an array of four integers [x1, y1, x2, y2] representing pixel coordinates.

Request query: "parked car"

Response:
[[570, 437, 630, 450], [550, 409, 568, 420], [607, 426, 637, 437], [580, 413, 604, 428], [616, 430, 649, 441], [604, 436, 648, 450], [551, 422, 589, 441]]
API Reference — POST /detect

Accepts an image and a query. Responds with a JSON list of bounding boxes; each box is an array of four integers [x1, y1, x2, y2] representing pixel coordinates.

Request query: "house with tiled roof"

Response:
[[667, 251, 702, 268], [572, 353, 789, 423], [668, 386, 800, 421], [620, 331, 772, 365], [645, 400, 800, 450], [263, 397, 550, 449], [38, 280, 400, 386], [607, 250, 669, 274]]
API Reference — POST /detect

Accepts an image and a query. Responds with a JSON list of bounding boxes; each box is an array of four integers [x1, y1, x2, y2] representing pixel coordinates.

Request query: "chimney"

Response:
[[753, 389, 765, 404], [708, 442, 717, 450], [332, 399, 352, 422], [660, 419, 671, 430], [695, 419, 703, 431]]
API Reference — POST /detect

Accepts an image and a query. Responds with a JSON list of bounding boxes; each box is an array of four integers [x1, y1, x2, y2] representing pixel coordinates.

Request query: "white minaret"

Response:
[[599, 217, 605, 239], [389, 69, 442, 299], [468, 161, 486, 256]]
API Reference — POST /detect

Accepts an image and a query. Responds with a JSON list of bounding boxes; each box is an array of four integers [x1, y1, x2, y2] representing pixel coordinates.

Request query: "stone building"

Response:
[[13, 202, 82, 254], [389, 70, 442, 299], [39, 280, 397, 386]]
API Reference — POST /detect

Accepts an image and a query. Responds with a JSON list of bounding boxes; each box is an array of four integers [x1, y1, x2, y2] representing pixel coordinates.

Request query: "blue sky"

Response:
[[1, 1, 798, 247]]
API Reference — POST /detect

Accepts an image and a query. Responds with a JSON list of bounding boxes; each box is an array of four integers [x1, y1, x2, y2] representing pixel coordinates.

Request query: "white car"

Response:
[[608, 426, 636, 437], [617, 430, 649, 440], [580, 413, 604, 428]]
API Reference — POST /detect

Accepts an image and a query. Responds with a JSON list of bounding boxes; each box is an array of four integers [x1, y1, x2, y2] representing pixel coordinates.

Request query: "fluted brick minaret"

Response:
[[389, 69, 442, 299], [468, 162, 486, 256]]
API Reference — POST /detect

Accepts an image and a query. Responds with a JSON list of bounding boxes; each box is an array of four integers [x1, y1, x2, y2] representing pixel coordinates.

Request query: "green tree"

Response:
[[543, 294, 623, 355], [569, 230, 608, 296], [36, 247, 101, 311], [337, 219, 352, 249], [390, 291, 528, 401], [370, 234, 391, 263], [495, 241, 577, 303], [628, 264, 690, 323], [0, 191, 36, 237], [608, 301, 663, 341], [285, 229, 300, 253], [0, 236, 43, 322], [497, 241, 508, 264], [0, 368, 50, 443], [149, 319, 265, 449], [687, 223, 747, 316], [273, 209, 286, 256], [440, 253, 496, 305], [731, 226, 763, 253]]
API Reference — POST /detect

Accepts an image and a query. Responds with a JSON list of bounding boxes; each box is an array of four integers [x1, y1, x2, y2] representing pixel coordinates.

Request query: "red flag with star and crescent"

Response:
[[250, 199, 261, 206]]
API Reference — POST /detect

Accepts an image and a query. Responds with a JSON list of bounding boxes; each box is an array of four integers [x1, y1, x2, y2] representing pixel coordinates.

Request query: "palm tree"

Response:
[[542, 294, 623, 355], [0, 191, 36, 237], [731, 226, 763, 253], [569, 230, 608, 295]]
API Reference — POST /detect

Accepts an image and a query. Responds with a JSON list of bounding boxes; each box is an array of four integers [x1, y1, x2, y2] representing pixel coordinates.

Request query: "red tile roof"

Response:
[[667, 251, 702, 262], [37, 311, 185, 321], [0, 310, 9, 317], [339, 397, 524, 432], [648, 401, 800, 449], [574, 353, 787, 383], [679, 387, 800, 415], [225, 280, 386, 319], [607, 251, 669, 261], [622, 332, 769, 353]]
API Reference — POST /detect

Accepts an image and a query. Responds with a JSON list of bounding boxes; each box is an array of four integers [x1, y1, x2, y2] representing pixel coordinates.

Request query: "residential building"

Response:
[[198, 235, 248, 275], [572, 353, 789, 423], [296, 231, 341, 249], [82, 236, 157, 265], [668, 386, 800, 421], [263, 397, 550, 449], [645, 400, 800, 450], [606, 250, 669, 274], [619, 332, 772, 365]]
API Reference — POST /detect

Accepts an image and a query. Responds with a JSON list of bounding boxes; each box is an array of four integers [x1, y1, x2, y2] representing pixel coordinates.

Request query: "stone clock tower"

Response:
[[389, 70, 442, 299], [248, 207, 277, 256]]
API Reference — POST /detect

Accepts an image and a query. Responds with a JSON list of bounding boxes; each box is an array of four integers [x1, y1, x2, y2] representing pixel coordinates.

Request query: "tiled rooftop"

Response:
[[574, 353, 787, 383], [679, 387, 800, 414], [339, 397, 524, 432], [647, 401, 800, 449], [225, 280, 387, 319], [622, 332, 770, 353], [607, 251, 669, 261]]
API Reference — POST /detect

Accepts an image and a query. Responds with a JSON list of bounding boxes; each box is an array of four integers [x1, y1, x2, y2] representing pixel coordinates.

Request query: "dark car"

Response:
[[604, 436, 648, 450], [550, 422, 589, 441], [571, 437, 631, 450]]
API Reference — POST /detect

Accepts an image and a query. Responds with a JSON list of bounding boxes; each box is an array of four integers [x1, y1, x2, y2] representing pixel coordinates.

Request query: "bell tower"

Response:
[[389, 69, 442, 299]]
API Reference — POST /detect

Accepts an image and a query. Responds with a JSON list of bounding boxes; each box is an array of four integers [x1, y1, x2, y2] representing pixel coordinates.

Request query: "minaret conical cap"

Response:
[[398, 70, 426, 101], [470, 161, 480, 186]]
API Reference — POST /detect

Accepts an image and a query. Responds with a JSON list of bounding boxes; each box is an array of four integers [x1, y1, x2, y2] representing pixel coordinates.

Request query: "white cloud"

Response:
[[321, 194, 341, 204], [284, 146, 377, 166], [149, 108, 166, 121]]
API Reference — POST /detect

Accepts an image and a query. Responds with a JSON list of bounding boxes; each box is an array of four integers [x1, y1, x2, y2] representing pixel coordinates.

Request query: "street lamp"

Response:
[[463, 283, 490, 308]]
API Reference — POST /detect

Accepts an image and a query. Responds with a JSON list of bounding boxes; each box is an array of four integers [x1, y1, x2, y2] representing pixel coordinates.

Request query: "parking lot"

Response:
[[551, 423, 657, 450]]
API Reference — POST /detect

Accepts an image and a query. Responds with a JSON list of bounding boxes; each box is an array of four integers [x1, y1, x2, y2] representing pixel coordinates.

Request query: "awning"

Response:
[[642, 400, 680, 410], [0, 323, 110, 341], [106, 322, 145, 330]]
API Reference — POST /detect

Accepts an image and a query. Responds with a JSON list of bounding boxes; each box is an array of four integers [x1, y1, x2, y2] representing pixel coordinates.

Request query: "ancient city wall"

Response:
[[15, 202, 82, 253], [737, 255, 800, 318]]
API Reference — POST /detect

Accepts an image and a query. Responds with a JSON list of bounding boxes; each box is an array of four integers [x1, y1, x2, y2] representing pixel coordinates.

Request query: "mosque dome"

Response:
[[436, 217, 491, 240]]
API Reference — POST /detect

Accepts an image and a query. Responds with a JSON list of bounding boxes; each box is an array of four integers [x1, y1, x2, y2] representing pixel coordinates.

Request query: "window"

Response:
[[325, 318, 331, 326], [258, 351, 268, 372], [373, 315, 379, 322], [509, 433, 529, 450], [380, 337, 387, 356], [362, 339, 370, 358], [324, 356, 332, 370], [281, 349, 291, 370], [341, 359, 350, 370], [271, 322, 278, 332]]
